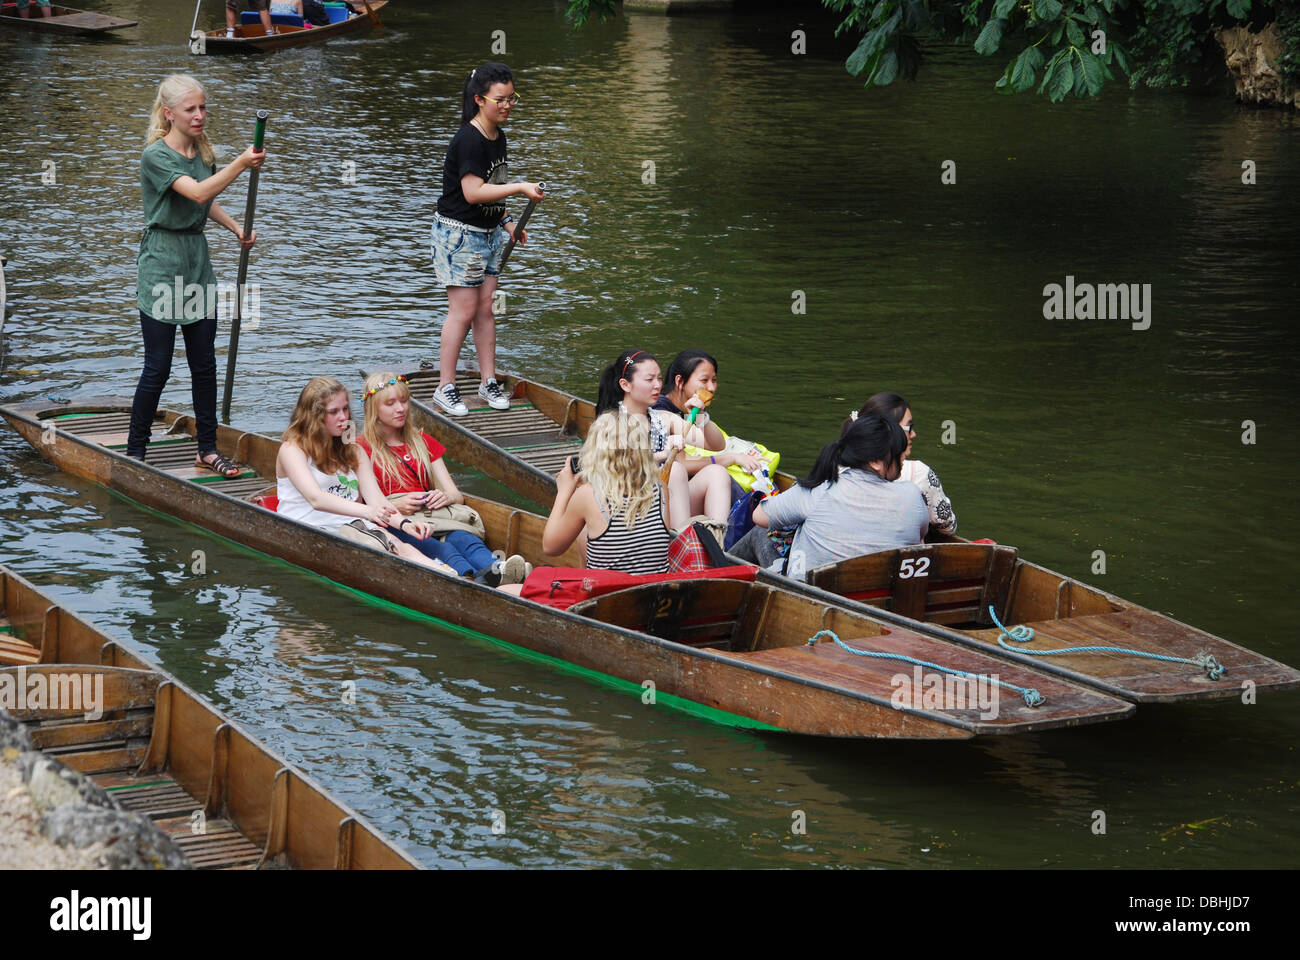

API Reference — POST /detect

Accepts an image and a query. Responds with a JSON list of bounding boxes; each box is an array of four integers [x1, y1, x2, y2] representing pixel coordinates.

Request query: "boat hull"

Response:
[[0, 5, 137, 34], [190, 1, 385, 54]]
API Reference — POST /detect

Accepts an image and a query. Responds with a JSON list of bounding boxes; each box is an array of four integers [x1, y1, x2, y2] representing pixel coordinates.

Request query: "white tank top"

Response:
[[277, 456, 363, 531]]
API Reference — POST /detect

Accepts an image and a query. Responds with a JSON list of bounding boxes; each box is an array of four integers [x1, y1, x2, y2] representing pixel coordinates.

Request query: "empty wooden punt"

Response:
[[769, 542, 1300, 704], [387, 366, 799, 509], [0, 397, 1134, 739], [0, 4, 137, 34], [0, 566, 421, 869]]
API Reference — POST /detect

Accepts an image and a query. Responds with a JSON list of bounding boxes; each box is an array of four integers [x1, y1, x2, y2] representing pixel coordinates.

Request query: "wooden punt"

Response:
[[768, 544, 1300, 704], [0, 4, 137, 34], [387, 368, 1300, 706], [190, 0, 385, 55], [0, 397, 1135, 739], [385, 366, 799, 509], [0, 565, 421, 869]]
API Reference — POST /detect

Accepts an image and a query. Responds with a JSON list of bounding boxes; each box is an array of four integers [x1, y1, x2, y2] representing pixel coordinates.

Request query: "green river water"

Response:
[[1, 0, 1297, 869]]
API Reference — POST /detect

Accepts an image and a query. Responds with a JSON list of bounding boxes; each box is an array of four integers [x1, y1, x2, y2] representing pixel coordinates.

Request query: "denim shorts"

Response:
[[431, 216, 506, 288]]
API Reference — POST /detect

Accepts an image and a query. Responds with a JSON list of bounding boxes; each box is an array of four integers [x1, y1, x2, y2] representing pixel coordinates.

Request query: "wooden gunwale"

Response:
[[192, 0, 385, 54], [391, 370, 1300, 706], [0, 565, 421, 870], [0, 4, 137, 34], [1, 397, 1134, 739]]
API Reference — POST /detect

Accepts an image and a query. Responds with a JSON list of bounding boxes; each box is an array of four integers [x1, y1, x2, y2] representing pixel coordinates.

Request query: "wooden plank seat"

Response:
[[807, 543, 1019, 628], [0, 617, 41, 665]]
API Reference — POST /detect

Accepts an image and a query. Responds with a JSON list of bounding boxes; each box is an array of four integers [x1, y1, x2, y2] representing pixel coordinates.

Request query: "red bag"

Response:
[[667, 522, 730, 573], [520, 565, 758, 610]]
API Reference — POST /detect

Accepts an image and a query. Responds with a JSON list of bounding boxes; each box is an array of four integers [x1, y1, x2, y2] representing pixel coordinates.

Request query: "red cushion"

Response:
[[255, 494, 279, 512], [521, 564, 758, 610]]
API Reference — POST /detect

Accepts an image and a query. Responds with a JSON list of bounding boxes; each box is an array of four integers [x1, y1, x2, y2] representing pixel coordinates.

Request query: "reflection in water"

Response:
[[1, 0, 1298, 868]]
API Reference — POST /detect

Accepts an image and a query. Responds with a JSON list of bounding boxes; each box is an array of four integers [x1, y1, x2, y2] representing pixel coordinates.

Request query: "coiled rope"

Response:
[[987, 606, 1225, 680], [806, 629, 1044, 708]]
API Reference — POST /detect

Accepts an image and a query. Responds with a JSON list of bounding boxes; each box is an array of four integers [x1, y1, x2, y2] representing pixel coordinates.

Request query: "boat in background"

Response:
[[0, 396, 1139, 739], [189, 0, 385, 54], [0, 3, 137, 34], [0, 565, 422, 869]]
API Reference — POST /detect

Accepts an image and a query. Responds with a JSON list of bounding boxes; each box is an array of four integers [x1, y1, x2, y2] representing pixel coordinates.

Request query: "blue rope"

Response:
[[986, 606, 1226, 681], [806, 630, 1044, 708]]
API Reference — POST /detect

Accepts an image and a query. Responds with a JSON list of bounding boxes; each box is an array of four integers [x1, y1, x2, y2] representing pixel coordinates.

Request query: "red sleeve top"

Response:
[[358, 434, 448, 496]]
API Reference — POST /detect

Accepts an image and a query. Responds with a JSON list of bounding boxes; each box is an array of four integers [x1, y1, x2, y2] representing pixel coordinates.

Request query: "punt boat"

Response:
[[388, 367, 1300, 705], [190, 0, 385, 54], [0, 565, 421, 869], [0, 396, 1136, 740], [0, 3, 137, 34]]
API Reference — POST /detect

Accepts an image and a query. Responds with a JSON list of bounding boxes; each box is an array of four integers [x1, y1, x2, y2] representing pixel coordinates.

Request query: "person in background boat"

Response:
[[226, 0, 274, 36], [276, 377, 458, 574], [595, 349, 726, 532], [429, 62, 544, 419], [269, 0, 302, 19], [542, 411, 673, 574], [14, 0, 52, 19], [128, 74, 264, 477], [844, 392, 956, 536], [358, 371, 530, 586], [733, 415, 928, 580], [654, 349, 775, 501]]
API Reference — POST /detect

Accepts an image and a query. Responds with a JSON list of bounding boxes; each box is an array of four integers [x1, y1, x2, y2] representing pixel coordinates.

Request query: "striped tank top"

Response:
[[585, 484, 673, 574]]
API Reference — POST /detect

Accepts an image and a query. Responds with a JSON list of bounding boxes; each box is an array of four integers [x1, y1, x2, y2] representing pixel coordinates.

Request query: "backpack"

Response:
[[303, 0, 330, 25]]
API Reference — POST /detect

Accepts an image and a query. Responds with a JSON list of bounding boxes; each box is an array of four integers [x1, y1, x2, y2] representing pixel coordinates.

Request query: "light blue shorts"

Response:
[[431, 216, 506, 288]]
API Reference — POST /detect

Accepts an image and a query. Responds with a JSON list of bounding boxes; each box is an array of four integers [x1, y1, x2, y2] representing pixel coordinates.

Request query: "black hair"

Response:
[[461, 62, 514, 126], [665, 349, 718, 397], [801, 415, 907, 489], [596, 349, 658, 415], [841, 391, 909, 437]]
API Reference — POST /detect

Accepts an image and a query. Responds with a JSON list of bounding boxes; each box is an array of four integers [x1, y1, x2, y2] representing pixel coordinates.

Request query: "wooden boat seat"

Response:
[[808, 543, 1019, 628], [574, 579, 755, 651]]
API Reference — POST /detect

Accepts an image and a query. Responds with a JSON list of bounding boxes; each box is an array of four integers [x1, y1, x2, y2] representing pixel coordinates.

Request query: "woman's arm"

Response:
[[542, 461, 592, 556], [207, 201, 256, 249], [170, 146, 265, 207], [460, 174, 544, 208], [424, 457, 465, 509]]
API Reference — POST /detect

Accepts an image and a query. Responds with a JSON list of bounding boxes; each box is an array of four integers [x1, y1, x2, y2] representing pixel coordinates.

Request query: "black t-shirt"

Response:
[[436, 123, 509, 230]]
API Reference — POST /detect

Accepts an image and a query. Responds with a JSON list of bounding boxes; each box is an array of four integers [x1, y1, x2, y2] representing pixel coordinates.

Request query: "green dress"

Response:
[[136, 140, 217, 324]]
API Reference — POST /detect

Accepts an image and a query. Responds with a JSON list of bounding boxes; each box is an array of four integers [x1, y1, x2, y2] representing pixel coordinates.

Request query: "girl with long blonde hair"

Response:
[[542, 410, 673, 575], [275, 377, 457, 574], [128, 74, 265, 476], [358, 372, 529, 585]]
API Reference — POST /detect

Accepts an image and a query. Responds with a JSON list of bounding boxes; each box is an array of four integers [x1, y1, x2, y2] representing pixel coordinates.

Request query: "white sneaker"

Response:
[[432, 382, 468, 417], [499, 554, 528, 585], [478, 378, 510, 411]]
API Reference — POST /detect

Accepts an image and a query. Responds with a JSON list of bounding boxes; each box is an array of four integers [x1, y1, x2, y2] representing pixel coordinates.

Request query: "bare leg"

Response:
[[39, 4, 52, 16], [226, 5, 237, 27], [393, 540, 456, 574], [260, 8, 273, 31], [688, 464, 732, 523], [439, 286, 478, 388], [470, 277, 498, 383], [666, 460, 691, 530]]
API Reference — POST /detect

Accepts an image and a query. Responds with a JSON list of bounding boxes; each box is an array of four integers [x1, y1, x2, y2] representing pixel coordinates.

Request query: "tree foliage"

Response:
[[565, 0, 1298, 100]]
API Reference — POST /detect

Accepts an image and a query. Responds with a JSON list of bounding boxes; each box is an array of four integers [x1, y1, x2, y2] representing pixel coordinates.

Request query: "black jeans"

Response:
[[127, 311, 219, 458]]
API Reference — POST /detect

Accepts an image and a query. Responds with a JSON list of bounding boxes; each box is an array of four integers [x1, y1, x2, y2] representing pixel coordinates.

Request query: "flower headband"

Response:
[[621, 350, 646, 378], [364, 375, 407, 400]]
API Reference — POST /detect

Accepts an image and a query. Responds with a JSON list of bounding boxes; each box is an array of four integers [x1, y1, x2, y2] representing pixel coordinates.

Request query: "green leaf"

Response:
[[1043, 52, 1074, 100], [1035, 0, 1064, 20], [1111, 41, 1130, 76], [1070, 53, 1085, 94], [1011, 46, 1043, 92], [874, 49, 900, 85], [1066, 17, 1085, 47], [995, 55, 1017, 89], [993, 0, 1017, 16], [974, 17, 1004, 55], [1051, 21, 1064, 43], [846, 29, 882, 75], [1226, 0, 1250, 17], [1077, 48, 1104, 95]]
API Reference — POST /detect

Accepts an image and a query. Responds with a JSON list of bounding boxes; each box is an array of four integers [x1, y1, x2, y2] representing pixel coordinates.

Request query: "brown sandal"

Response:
[[196, 452, 241, 478]]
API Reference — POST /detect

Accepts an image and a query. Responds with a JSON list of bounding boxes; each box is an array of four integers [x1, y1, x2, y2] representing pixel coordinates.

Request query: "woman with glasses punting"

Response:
[[429, 61, 545, 421]]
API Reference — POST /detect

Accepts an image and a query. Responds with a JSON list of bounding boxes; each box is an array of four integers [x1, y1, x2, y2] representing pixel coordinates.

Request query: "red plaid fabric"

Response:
[[667, 525, 711, 573]]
